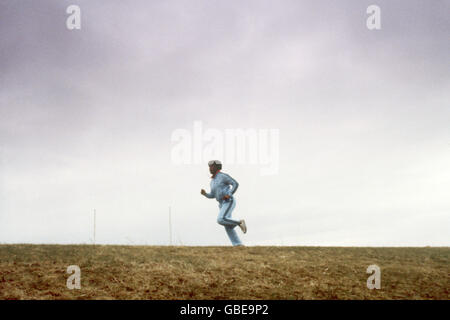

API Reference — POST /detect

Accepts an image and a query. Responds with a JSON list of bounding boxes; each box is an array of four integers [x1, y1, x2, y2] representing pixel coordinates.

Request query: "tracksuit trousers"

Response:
[[217, 198, 242, 246]]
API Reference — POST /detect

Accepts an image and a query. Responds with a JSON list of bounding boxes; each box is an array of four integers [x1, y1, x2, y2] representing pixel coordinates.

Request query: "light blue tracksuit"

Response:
[[203, 171, 242, 246]]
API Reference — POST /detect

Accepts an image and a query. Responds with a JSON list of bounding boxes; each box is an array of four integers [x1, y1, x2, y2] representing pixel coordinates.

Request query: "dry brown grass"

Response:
[[0, 245, 448, 300]]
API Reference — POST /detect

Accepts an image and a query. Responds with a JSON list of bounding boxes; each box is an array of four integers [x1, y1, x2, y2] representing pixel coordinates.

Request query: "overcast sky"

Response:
[[1, 0, 449, 246]]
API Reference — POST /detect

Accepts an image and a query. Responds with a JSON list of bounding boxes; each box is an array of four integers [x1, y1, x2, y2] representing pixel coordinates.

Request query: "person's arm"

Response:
[[201, 189, 215, 198], [223, 174, 239, 195]]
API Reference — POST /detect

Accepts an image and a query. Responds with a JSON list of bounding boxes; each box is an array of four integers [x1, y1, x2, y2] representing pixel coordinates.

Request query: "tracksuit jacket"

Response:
[[204, 171, 239, 206]]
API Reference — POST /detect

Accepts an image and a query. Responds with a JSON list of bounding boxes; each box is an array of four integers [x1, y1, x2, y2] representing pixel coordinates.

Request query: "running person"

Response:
[[201, 160, 247, 246]]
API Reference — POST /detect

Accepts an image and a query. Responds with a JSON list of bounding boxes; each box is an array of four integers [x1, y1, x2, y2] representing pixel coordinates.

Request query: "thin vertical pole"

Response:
[[94, 209, 96, 245], [169, 206, 172, 246]]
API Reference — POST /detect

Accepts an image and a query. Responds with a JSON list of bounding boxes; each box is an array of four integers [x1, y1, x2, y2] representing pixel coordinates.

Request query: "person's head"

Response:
[[208, 160, 222, 175]]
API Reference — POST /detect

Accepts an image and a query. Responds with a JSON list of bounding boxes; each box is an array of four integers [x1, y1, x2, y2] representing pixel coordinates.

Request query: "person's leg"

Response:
[[225, 225, 242, 246], [217, 199, 242, 246], [217, 198, 240, 227]]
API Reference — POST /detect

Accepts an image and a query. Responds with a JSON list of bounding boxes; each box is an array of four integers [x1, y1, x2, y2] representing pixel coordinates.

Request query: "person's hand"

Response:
[[223, 194, 230, 200], [201, 189, 206, 195]]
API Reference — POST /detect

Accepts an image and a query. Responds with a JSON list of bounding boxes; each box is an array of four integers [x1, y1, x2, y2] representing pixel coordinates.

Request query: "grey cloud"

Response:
[[0, 1, 449, 245]]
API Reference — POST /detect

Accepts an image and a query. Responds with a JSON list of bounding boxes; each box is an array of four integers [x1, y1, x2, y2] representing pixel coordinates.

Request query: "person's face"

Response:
[[209, 165, 218, 175]]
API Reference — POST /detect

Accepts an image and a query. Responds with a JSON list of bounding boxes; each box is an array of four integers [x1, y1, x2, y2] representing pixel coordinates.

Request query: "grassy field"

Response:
[[0, 245, 448, 300]]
